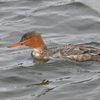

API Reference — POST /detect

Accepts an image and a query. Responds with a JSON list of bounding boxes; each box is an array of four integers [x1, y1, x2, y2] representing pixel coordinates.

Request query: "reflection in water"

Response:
[[36, 87, 56, 98], [33, 58, 49, 64], [26, 79, 55, 98], [26, 79, 52, 87], [71, 77, 93, 84], [34, 79, 52, 86]]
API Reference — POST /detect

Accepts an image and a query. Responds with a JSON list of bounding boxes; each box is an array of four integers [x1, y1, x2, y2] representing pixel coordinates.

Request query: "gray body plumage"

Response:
[[33, 44, 100, 61]]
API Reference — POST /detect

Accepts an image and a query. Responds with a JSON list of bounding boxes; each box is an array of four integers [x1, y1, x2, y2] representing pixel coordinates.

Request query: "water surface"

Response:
[[0, 0, 100, 100]]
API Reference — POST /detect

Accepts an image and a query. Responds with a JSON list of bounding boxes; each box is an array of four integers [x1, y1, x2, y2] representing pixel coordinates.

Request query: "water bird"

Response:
[[7, 31, 100, 61]]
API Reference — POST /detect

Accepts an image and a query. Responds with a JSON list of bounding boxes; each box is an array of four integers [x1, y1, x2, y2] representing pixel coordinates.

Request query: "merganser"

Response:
[[7, 31, 100, 61]]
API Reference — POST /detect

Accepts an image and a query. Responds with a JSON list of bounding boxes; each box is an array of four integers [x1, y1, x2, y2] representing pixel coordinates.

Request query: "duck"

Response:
[[7, 31, 100, 61]]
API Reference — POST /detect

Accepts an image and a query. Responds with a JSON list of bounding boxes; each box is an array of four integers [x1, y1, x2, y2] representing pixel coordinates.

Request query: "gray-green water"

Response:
[[1, 0, 100, 100]]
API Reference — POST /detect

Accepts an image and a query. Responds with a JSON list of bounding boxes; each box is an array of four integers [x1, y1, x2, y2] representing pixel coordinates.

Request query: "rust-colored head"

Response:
[[7, 31, 47, 49]]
